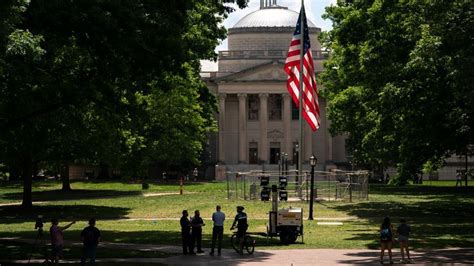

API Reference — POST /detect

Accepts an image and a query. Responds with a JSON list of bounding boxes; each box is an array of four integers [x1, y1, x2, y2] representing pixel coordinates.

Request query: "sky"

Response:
[[201, 0, 336, 71]]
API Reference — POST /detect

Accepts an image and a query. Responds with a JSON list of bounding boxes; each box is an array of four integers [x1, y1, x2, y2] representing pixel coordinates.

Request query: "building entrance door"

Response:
[[270, 147, 280, 164]]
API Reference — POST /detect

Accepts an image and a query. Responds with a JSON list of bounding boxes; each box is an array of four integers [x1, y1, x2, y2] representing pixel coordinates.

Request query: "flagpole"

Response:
[[298, 0, 304, 186]]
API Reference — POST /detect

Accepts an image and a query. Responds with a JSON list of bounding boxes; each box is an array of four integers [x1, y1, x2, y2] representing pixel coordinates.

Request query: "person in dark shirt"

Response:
[[397, 219, 412, 263], [180, 210, 193, 255], [379, 217, 393, 264], [191, 210, 205, 253], [80, 218, 100, 266], [230, 206, 248, 254]]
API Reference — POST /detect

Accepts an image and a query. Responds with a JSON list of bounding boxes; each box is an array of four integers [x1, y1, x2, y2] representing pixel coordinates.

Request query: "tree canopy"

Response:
[[0, 0, 248, 207], [321, 0, 473, 184]]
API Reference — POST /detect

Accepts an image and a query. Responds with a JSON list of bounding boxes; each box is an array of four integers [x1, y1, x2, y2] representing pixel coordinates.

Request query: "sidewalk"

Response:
[[2, 238, 473, 265]]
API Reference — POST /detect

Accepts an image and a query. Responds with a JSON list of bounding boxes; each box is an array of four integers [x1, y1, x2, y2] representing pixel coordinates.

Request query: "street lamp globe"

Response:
[[310, 155, 317, 166]]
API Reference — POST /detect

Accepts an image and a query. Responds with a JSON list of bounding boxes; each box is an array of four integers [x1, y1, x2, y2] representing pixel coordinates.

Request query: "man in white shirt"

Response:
[[210, 205, 225, 255]]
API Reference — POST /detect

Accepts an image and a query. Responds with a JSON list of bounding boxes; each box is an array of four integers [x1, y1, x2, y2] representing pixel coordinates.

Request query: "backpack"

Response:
[[380, 227, 391, 240]]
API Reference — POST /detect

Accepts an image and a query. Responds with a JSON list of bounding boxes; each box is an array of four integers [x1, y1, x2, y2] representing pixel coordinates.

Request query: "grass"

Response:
[[0, 179, 473, 259]]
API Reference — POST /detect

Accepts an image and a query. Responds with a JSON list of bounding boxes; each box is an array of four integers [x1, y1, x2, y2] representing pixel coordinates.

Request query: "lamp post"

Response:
[[295, 144, 299, 171], [308, 155, 317, 220], [283, 153, 288, 176], [193, 168, 198, 181]]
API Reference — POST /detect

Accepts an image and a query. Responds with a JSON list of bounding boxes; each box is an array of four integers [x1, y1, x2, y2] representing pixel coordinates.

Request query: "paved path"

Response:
[[2, 238, 474, 265]]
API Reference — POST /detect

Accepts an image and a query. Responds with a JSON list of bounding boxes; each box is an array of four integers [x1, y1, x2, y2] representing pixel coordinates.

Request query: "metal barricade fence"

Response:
[[225, 170, 369, 202]]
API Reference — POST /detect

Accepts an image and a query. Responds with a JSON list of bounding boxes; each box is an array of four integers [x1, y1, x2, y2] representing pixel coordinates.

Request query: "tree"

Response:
[[0, 0, 248, 207], [321, 0, 473, 184]]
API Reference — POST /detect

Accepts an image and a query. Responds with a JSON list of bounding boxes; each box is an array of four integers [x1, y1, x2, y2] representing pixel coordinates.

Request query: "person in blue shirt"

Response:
[[210, 205, 225, 256], [230, 206, 248, 254]]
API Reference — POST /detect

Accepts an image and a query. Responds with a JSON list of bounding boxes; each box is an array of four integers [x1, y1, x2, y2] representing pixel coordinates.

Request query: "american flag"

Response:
[[284, 6, 320, 131]]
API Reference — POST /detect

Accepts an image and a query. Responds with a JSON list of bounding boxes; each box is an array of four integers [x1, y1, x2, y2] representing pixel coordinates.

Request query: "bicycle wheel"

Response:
[[230, 234, 240, 252], [245, 235, 255, 254]]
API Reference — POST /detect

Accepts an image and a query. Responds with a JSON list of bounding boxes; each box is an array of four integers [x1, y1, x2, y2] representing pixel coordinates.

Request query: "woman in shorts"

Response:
[[397, 219, 412, 263], [379, 217, 393, 264]]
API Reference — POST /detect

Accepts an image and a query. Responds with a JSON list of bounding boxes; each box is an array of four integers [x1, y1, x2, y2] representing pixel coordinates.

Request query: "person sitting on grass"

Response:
[[230, 206, 248, 255], [379, 217, 393, 264], [80, 218, 101, 266], [50, 218, 75, 266], [397, 219, 411, 263]]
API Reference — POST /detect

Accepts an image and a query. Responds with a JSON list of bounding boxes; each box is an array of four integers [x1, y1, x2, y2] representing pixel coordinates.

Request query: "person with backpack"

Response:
[[397, 219, 412, 263], [230, 206, 248, 255], [380, 217, 393, 264], [80, 218, 101, 266]]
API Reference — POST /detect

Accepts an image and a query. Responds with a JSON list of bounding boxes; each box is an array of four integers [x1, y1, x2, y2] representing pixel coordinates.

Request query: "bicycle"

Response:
[[230, 230, 255, 255]]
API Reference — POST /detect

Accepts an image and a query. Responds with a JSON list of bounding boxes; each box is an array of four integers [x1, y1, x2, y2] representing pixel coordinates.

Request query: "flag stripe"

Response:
[[283, 7, 320, 132]]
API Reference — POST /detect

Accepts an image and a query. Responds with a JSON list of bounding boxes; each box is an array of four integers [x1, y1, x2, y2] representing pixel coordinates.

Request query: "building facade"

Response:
[[203, 2, 350, 178]]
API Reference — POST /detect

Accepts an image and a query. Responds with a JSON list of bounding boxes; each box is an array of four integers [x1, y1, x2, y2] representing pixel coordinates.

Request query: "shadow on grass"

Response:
[[0, 231, 277, 265], [369, 184, 474, 199], [337, 248, 474, 264], [331, 185, 474, 249], [0, 229, 292, 251], [1, 189, 142, 202], [0, 239, 173, 262], [0, 204, 131, 221]]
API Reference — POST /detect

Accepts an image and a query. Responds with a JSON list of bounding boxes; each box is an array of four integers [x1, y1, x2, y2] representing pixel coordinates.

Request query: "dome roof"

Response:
[[233, 6, 317, 29]]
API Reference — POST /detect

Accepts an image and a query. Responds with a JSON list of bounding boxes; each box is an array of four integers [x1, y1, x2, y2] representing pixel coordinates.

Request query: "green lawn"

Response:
[[0, 180, 473, 257]]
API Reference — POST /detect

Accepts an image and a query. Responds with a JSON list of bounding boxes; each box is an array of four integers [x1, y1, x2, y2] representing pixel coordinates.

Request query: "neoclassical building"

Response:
[[202, 2, 350, 178]]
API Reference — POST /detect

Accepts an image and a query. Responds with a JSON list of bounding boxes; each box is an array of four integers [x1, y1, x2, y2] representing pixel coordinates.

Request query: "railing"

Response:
[[219, 50, 330, 60]]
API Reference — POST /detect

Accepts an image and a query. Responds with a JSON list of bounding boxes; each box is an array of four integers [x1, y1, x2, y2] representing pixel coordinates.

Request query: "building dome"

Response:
[[232, 6, 317, 29]]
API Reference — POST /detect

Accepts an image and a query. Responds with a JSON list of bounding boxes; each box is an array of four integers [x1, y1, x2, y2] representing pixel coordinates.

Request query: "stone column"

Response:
[[218, 93, 227, 163], [238, 93, 247, 164], [283, 93, 292, 157], [259, 93, 269, 163], [326, 112, 333, 162]]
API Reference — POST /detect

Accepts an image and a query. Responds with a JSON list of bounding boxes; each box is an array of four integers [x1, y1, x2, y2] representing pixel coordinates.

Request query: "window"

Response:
[[270, 142, 281, 164], [249, 142, 258, 164], [291, 101, 299, 120], [268, 94, 282, 120], [248, 95, 259, 121]]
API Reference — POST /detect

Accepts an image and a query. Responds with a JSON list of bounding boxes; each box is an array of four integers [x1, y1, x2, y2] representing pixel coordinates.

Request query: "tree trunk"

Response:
[[21, 157, 33, 208], [61, 164, 71, 191], [98, 163, 110, 179]]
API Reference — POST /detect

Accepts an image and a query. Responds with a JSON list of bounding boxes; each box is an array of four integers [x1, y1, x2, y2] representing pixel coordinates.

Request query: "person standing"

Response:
[[191, 210, 205, 253], [379, 217, 393, 264], [230, 206, 248, 255], [397, 219, 412, 263], [180, 210, 193, 255], [50, 219, 75, 266], [80, 218, 101, 266], [210, 205, 225, 256], [455, 171, 462, 187]]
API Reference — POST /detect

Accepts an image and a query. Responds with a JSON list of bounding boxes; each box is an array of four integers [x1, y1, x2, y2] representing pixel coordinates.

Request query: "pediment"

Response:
[[217, 61, 287, 82], [267, 129, 284, 140]]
